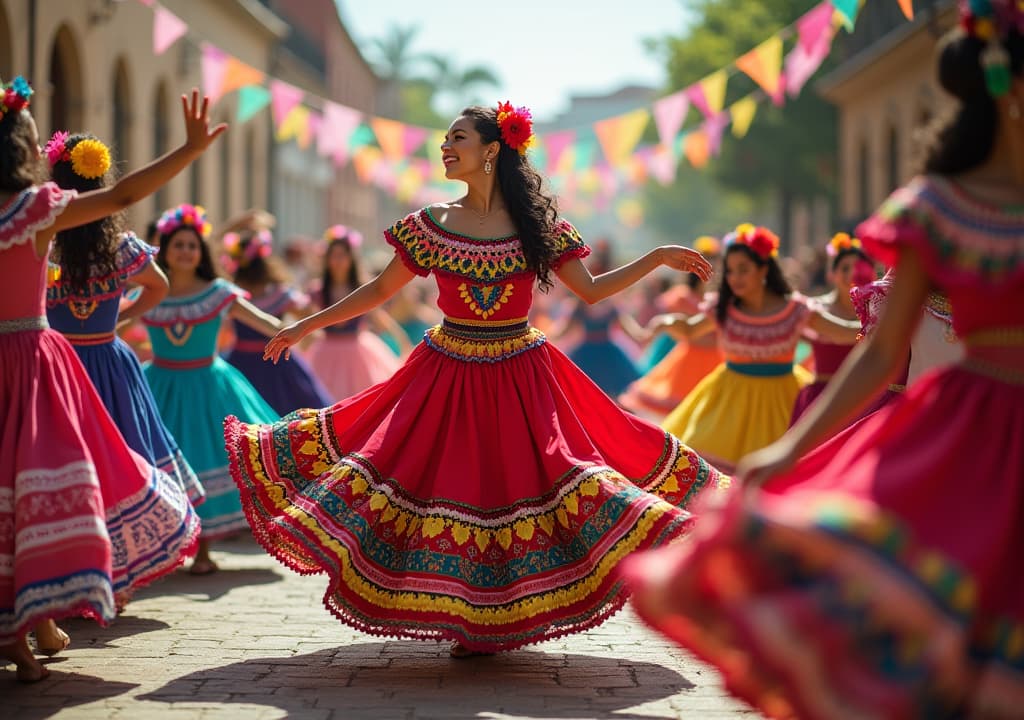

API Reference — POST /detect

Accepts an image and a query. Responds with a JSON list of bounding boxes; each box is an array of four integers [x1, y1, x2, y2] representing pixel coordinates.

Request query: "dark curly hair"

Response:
[[231, 231, 290, 288], [50, 133, 126, 295], [460, 105, 560, 291], [0, 107, 45, 193], [156, 226, 219, 281], [321, 236, 363, 308], [921, 28, 1024, 174], [716, 244, 793, 324]]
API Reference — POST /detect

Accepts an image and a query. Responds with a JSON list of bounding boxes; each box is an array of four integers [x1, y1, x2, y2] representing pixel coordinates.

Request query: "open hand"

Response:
[[658, 246, 713, 281], [735, 440, 799, 489], [264, 321, 307, 364], [181, 88, 228, 152]]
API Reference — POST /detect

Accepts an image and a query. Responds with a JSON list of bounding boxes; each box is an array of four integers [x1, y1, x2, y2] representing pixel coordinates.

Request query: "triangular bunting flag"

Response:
[[348, 124, 377, 151], [352, 146, 383, 185], [687, 70, 728, 118], [153, 6, 188, 56], [402, 125, 430, 157], [652, 91, 690, 148], [276, 105, 310, 145], [683, 130, 710, 169], [200, 45, 228, 105], [704, 112, 731, 156], [736, 35, 784, 97], [270, 80, 304, 128], [573, 136, 598, 172], [897, 0, 913, 19], [593, 108, 650, 168], [833, 0, 861, 31], [426, 130, 447, 179], [370, 117, 406, 160], [648, 145, 678, 186], [798, 2, 835, 53], [543, 130, 576, 175], [220, 58, 265, 98], [318, 101, 362, 165], [729, 96, 759, 138], [785, 32, 833, 97], [236, 84, 272, 124]]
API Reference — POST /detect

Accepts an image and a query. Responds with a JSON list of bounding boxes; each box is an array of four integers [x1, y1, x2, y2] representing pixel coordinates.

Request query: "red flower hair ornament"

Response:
[[496, 101, 535, 156], [725, 223, 779, 261]]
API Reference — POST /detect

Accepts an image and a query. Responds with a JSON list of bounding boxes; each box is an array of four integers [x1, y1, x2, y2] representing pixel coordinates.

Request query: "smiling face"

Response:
[[829, 253, 859, 295], [724, 248, 768, 301], [164, 229, 203, 274], [441, 116, 499, 181]]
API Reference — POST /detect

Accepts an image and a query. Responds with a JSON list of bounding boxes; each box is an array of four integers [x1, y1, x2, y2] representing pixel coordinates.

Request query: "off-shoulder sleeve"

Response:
[[116, 231, 157, 279], [384, 211, 435, 277], [0, 182, 77, 251], [850, 272, 894, 338], [550, 220, 591, 269]]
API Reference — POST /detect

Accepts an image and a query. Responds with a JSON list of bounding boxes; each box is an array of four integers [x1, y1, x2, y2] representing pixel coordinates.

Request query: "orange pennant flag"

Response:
[[370, 117, 405, 160], [593, 108, 650, 168], [735, 35, 784, 97], [219, 57, 265, 97], [897, 0, 913, 20], [683, 130, 710, 169], [353, 146, 383, 184]]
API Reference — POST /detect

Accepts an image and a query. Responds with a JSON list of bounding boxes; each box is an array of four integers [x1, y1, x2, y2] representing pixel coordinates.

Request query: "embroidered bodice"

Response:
[[716, 298, 811, 365], [0, 183, 75, 321], [232, 284, 306, 343], [142, 278, 246, 361], [47, 232, 155, 334], [384, 207, 589, 324]]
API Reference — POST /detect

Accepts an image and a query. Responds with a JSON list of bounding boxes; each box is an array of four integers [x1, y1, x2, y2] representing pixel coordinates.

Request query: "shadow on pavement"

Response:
[[60, 614, 171, 648], [139, 643, 696, 719], [2, 672, 138, 720], [135, 566, 283, 603]]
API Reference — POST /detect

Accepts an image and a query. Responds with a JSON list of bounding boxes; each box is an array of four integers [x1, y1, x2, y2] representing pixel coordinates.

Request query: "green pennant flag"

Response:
[[573, 135, 598, 171], [832, 0, 861, 31], [348, 123, 377, 151], [236, 84, 271, 124]]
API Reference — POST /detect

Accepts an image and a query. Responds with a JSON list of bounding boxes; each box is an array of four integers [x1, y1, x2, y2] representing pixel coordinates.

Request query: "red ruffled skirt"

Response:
[[226, 323, 726, 651], [622, 364, 1024, 719]]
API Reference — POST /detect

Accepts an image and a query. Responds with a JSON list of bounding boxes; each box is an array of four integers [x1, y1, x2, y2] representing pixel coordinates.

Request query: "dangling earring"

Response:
[[484, 158, 493, 175]]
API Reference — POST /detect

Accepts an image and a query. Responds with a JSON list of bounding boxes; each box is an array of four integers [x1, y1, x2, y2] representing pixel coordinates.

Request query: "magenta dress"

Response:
[[788, 334, 853, 424], [622, 175, 1024, 718], [0, 184, 199, 644]]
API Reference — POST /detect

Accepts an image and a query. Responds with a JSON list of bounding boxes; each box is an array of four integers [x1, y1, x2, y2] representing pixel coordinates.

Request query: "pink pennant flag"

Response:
[[652, 91, 690, 148], [153, 6, 188, 56], [543, 130, 576, 175], [704, 112, 731, 156], [785, 35, 832, 97], [648, 146, 678, 186], [200, 45, 228, 105], [270, 80, 304, 128], [797, 1, 835, 54], [402, 125, 430, 156], [318, 101, 362, 165]]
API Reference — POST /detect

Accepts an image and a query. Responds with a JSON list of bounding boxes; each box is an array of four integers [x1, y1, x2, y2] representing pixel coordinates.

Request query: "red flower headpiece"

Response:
[[496, 101, 535, 156], [725, 223, 779, 261]]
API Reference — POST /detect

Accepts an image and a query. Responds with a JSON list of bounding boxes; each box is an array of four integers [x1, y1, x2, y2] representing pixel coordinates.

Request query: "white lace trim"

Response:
[[0, 184, 75, 252]]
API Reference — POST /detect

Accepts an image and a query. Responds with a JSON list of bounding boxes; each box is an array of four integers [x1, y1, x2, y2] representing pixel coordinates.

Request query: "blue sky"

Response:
[[337, 0, 690, 123]]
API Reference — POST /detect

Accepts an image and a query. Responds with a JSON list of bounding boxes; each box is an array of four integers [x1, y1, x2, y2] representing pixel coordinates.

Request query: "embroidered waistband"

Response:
[[962, 327, 1024, 347], [960, 357, 1024, 386], [425, 323, 545, 363], [0, 316, 48, 334], [151, 356, 215, 370], [232, 339, 269, 352], [726, 361, 794, 377], [63, 331, 116, 346], [441, 316, 530, 341]]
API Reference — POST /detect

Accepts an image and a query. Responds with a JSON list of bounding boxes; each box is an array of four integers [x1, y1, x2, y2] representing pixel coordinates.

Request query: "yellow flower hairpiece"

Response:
[[827, 232, 862, 257], [694, 235, 721, 256], [70, 138, 111, 180]]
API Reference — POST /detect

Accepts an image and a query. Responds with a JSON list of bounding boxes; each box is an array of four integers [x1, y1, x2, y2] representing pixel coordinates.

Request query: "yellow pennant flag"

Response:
[[276, 106, 310, 145], [593, 108, 650, 168], [219, 57, 265, 98], [735, 35, 784, 97], [700, 70, 729, 115], [730, 96, 759, 139], [352, 146, 383, 185], [370, 117, 405, 161], [426, 130, 447, 180], [683, 130, 710, 169]]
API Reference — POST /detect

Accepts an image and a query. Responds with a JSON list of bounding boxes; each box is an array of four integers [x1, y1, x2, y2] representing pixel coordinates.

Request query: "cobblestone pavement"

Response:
[[4, 536, 761, 720]]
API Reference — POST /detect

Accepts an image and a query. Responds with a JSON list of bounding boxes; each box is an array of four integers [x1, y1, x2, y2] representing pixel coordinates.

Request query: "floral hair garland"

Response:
[[694, 235, 722, 257], [960, 0, 1024, 97], [725, 223, 780, 261], [44, 131, 112, 180], [497, 101, 535, 156], [221, 229, 273, 273], [157, 203, 212, 239], [0, 76, 32, 119], [826, 232, 863, 257], [323, 224, 363, 248]]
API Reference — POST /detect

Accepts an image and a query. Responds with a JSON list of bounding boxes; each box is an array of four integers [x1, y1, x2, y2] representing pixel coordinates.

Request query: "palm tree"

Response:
[[365, 24, 424, 117], [424, 55, 501, 116]]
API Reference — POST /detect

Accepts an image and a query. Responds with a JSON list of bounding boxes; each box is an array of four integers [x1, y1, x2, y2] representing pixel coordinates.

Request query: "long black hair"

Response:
[[156, 226, 219, 281], [0, 106, 44, 193], [921, 28, 1024, 174], [716, 244, 792, 324], [460, 105, 560, 290], [49, 133, 125, 294], [321, 236, 362, 308]]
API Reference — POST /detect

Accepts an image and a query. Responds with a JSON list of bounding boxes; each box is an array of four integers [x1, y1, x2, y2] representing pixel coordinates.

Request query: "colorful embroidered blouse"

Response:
[[715, 298, 811, 365], [142, 278, 247, 362], [0, 182, 76, 321], [384, 207, 589, 324], [47, 232, 155, 335]]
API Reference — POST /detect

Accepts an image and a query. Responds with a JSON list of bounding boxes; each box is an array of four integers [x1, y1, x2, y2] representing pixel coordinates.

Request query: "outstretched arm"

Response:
[[43, 90, 226, 251], [555, 246, 712, 305], [738, 247, 929, 484], [265, 256, 416, 362], [229, 297, 284, 338], [117, 262, 169, 325], [806, 308, 861, 344], [647, 312, 716, 342]]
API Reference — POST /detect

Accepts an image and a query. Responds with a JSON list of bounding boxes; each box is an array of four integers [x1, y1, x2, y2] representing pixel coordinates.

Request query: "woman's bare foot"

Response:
[[1, 636, 49, 683], [188, 539, 219, 576], [449, 641, 495, 659], [32, 620, 70, 656]]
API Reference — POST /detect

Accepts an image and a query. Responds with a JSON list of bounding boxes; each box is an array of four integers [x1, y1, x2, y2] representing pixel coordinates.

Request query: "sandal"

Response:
[[188, 558, 220, 576]]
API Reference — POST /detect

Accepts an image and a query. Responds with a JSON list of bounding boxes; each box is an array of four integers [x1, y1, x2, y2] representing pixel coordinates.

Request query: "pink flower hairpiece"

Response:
[[45, 131, 70, 166], [157, 203, 213, 239], [323, 224, 363, 248], [221, 229, 273, 273]]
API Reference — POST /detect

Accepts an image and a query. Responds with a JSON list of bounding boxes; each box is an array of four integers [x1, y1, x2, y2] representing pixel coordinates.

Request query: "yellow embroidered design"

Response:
[[458, 282, 514, 318]]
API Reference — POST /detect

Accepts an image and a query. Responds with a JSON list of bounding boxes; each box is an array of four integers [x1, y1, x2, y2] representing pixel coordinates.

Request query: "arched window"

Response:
[[153, 80, 170, 218], [48, 25, 84, 136], [112, 58, 132, 171]]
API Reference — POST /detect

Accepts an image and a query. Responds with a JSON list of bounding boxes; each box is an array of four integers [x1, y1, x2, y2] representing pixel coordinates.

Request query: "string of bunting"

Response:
[[138, 0, 907, 208]]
